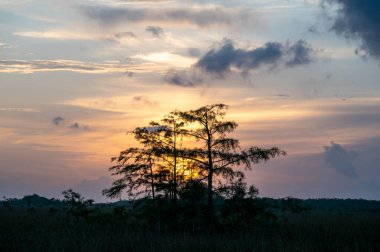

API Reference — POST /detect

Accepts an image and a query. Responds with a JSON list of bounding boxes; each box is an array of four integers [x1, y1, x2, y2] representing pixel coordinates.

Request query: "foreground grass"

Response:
[[1, 207, 380, 252]]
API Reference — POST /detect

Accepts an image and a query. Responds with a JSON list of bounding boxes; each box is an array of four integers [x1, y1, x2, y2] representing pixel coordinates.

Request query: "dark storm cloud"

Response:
[[52, 116, 64, 126], [195, 39, 315, 76], [323, 0, 380, 58], [145, 26, 164, 37], [285, 40, 314, 67], [324, 142, 358, 178], [164, 39, 315, 86], [164, 70, 203, 87], [79, 5, 250, 28]]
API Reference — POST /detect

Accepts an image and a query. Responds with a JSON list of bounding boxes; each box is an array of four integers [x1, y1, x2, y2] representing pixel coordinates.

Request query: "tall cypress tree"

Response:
[[177, 104, 285, 226]]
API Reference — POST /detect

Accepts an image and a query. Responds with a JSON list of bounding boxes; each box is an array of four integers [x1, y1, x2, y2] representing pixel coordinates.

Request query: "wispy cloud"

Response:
[[79, 4, 253, 28], [0, 107, 39, 112], [0, 59, 166, 74], [132, 95, 159, 107], [14, 29, 141, 44], [0, 40, 15, 49], [114, 31, 137, 39], [131, 52, 195, 67], [145, 25, 164, 38], [14, 30, 93, 40], [164, 69, 203, 87], [69, 122, 89, 130], [52, 116, 64, 126], [187, 48, 201, 57]]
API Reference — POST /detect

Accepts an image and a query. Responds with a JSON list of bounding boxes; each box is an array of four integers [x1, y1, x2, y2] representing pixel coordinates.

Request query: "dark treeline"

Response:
[[4, 194, 380, 213], [1, 194, 380, 251]]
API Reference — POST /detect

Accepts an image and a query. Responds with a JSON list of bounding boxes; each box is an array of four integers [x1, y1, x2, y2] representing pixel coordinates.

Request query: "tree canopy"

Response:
[[104, 104, 285, 227]]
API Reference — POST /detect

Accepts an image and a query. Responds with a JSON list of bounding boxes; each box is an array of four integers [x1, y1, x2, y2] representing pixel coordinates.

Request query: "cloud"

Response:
[[323, 141, 358, 178], [188, 48, 201, 57], [0, 59, 163, 74], [145, 26, 164, 37], [323, 0, 380, 58], [285, 40, 314, 67], [132, 96, 159, 107], [274, 94, 290, 98], [0, 107, 38, 112], [14, 30, 92, 41], [163, 39, 315, 86], [69, 122, 80, 129], [52, 117, 88, 130], [0, 40, 15, 49], [194, 39, 315, 77], [52, 116, 64, 126], [79, 5, 252, 28], [14, 29, 139, 44], [114, 31, 137, 39], [164, 69, 203, 87], [69, 122, 88, 130], [107, 31, 139, 43]]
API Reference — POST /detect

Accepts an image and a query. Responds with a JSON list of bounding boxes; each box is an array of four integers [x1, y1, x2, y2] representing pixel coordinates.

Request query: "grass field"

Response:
[[1, 197, 380, 251]]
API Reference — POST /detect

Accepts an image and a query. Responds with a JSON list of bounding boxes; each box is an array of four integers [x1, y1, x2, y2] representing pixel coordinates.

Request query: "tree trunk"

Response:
[[172, 131, 178, 230], [173, 132, 178, 203], [206, 129, 214, 227], [207, 168, 214, 227], [149, 157, 156, 208]]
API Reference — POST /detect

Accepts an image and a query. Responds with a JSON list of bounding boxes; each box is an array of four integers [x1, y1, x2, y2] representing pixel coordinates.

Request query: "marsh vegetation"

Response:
[[1, 195, 380, 251]]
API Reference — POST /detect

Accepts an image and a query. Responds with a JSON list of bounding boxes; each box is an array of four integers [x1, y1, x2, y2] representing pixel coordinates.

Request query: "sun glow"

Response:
[[132, 52, 196, 67]]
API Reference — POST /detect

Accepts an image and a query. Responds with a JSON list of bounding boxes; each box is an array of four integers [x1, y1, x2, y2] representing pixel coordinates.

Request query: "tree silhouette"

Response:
[[102, 147, 157, 203], [104, 104, 285, 228], [103, 113, 190, 203], [176, 104, 285, 226], [62, 189, 94, 221]]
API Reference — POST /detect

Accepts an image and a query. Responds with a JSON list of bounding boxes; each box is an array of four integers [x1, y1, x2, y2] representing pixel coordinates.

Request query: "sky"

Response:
[[1, 0, 380, 202]]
